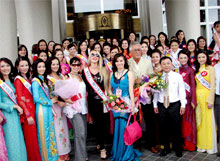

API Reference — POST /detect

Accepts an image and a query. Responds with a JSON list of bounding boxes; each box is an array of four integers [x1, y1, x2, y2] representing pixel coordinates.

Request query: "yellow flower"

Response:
[[109, 96, 113, 100]]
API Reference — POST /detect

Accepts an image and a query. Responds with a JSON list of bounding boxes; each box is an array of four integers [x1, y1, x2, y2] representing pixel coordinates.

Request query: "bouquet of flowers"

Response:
[[103, 95, 131, 113], [135, 73, 167, 105]]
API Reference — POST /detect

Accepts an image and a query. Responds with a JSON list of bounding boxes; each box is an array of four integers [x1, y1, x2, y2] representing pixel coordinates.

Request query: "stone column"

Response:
[[0, 0, 17, 61], [139, 0, 151, 36], [148, 0, 164, 36], [165, 0, 200, 40], [15, 0, 53, 52]]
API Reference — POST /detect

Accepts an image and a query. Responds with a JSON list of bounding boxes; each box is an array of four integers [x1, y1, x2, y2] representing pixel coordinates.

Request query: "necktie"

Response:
[[164, 73, 170, 108]]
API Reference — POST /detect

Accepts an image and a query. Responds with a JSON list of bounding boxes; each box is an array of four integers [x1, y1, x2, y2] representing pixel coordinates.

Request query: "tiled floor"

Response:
[[85, 147, 220, 161]]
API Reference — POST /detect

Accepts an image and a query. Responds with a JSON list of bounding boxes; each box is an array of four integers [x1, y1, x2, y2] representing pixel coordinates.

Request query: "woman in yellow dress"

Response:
[[195, 50, 217, 154]]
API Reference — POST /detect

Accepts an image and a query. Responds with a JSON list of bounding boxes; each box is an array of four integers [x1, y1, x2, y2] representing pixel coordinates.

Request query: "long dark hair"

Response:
[[78, 40, 88, 56], [157, 32, 169, 47], [18, 44, 28, 58], [112, 53, 129, 73], [187, 39, 197, 54], [32, 59, 48, 86], [37, 39, 48, 53], [91, 42, 103, 57], [175, 30, 186, 43], [46, 57, 61, 75], [178, 49, 191, 66], [120, 39, 130, 54], [194, 50, 211, 73], [0, 58, 15, 83], [15, 57, 31, 80]]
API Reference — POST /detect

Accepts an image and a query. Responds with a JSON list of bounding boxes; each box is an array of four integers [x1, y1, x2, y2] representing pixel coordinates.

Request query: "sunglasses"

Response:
[[71, 64, 81, 67], [91, 53, 100, 57]]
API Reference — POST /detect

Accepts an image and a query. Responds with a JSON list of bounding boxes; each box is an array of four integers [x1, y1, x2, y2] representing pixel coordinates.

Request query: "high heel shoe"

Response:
[[100, 149, 107, 160]]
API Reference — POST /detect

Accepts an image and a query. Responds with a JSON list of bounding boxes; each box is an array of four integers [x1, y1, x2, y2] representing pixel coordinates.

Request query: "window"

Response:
[[65, 0, 139, 22]]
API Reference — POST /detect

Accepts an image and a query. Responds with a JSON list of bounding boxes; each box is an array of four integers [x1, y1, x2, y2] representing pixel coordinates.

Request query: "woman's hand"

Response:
[[64, 98, 74, 104], [14, 105, 23, 115], [191, 103, 195, 109], [27, 117, 35, 125], [0, 116, 3, 124], [51, 97, 58, 104], [57, 101, 66, 107], [207, 103, 213, 109]]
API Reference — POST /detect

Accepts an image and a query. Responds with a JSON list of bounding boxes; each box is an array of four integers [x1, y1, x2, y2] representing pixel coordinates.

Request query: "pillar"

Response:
[[165, 0, 200, 40], [15, 0, 53, 52], [148, 0, 164, 36], [139, 0, 151, 36], [0, 0, 17, 61]]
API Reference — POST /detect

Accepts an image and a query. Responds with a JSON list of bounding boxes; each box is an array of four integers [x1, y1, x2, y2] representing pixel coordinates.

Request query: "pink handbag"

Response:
[[124, 114, 142, 146]]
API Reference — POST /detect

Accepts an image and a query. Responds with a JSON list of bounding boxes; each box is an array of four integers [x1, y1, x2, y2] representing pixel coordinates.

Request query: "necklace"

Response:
[[117, 69, 125, 76]]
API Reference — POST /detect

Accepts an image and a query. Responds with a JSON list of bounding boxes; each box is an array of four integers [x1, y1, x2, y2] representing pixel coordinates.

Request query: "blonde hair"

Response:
[[87, 50, 109, 90]]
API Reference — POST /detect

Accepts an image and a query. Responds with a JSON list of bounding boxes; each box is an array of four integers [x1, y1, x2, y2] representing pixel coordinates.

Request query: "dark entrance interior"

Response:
[[89, 29, 121, 40]]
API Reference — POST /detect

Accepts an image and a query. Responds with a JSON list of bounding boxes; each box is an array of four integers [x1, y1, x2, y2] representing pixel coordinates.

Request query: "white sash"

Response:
[[15, 76, 32, 95], [32, 78, 57, 116], [184, 82, 191, 93], [104, 58, 112, 72], [47, 75, 56, 84], [76, 54, 88, 64], [170, 54, 180, 69], [83, 67, 109, 113], [0, 79, 17, 104], [196, 73, 211, 90]]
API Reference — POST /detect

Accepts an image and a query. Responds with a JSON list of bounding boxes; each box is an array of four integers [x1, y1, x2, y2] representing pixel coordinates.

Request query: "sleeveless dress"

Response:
[[110, 72, 141, 161]]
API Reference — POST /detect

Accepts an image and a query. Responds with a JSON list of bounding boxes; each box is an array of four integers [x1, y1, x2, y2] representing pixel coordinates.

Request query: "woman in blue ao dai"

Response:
[[32, 59, 58, 161], [109, 53, 141, 161], [0, 58, 27, 161]]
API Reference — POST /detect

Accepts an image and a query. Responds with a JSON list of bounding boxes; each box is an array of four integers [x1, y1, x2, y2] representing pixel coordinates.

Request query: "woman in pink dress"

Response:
[[0, 110, 8, 161]]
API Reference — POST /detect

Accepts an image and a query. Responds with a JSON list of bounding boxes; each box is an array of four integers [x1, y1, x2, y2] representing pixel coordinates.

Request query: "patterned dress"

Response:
[[48, 76, 71, 156], [32, 76, 58, 161]]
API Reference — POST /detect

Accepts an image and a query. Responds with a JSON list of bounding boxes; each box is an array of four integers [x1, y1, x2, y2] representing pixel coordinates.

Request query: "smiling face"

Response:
[[18, 47, 27, 57], [178, 53, 188, 66], [141, 43, 148, 55], [70, 60, 81, 74], [170, 42, 179, 52], [38, 52, 47, 62], [48, 42, 55, 52], [198, 39, 206, 49], [17, 60, 29, 75], [150, 36, 156, 45], [159, 34, 165, 43], [131, 44, 142, 60], [129, 33, 136, 42], [39, 41, 47, 50], [115, 56, 125, 70], [94, 44, 101, 53], [37, 62, 46, 75], [197, 53, 207, 66], [110, 48, 119, 59], [68, 46, 76, 55], [161, 58, 172, 73], [112, 39, 119, 46], [63, 40, 70, 49], [122, 40, 129, 50], [90, 51, 100, 63], [178, 32, 185, 41], [55, 51, 64, 62], [151, 52, 161, 65], [0, 61, 11, 77], [187, 42, 196, 52], [103, 46, 110, 55], [80, 42, 87, 52], [51, 59, 60, 73]]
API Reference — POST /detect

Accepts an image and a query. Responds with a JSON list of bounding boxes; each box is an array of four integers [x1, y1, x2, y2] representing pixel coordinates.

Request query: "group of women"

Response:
[[0, 20, 220, 161]]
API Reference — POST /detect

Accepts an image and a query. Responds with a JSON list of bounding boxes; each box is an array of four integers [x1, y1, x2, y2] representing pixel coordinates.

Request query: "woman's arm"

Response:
[[213, 33, 220, 49], [207, 66, 216, 105], [108, 72, 113, 95], [14, 79, 31, 117], [128, 71, 135, 113]]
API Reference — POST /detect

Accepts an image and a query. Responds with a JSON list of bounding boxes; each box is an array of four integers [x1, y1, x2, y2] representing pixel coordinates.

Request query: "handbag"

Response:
[[123, 114, 142, 146]]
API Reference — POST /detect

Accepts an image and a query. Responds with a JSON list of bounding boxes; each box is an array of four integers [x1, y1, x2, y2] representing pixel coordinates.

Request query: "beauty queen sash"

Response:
[[184, 82, 191, 93], [15, 76, 32, 95], [196, 72, 211, 90], [104, 58, 112, 72], [47, 75, 56, 84], [76, 54, 88, 64], [32, 78, 57, 117], [0, 79, 17, 104], [83, 67, 109, 113]]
